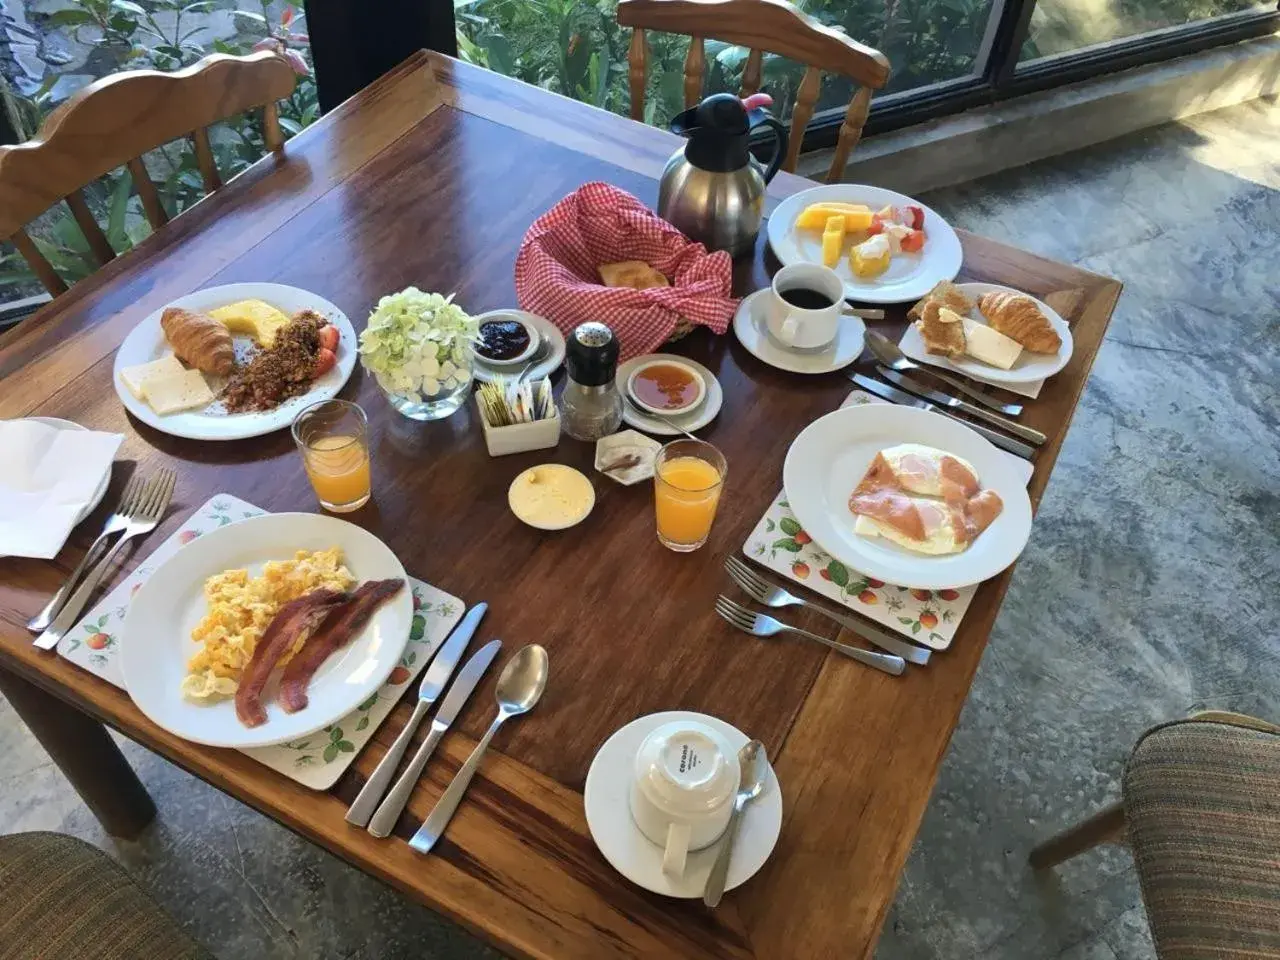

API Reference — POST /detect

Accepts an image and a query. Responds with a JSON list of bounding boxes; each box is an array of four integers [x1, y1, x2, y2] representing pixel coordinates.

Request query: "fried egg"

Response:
[[853, 498, 966, 555], [849, 444, 1003, 556], [877, 443, 979, 499]]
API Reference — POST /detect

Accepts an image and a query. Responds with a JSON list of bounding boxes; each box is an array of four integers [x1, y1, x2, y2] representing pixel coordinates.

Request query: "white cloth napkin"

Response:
[[0, 420, 122, 559]]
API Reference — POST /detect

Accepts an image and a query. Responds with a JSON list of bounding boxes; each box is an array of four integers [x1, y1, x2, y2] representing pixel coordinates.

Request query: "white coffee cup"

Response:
[[628, 721, 740, 877], [766, 262, 844, 349]]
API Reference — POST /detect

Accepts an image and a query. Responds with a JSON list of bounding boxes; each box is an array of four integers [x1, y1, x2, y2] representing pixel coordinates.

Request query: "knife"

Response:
[[366, 638, 502, 838], [849, 374, 1036, 461], [877, 366, 1047, 446], [345, 602, 488, 828]]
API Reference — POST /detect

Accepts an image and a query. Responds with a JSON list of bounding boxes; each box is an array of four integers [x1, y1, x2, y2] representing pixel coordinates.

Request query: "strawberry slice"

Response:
[[899, 228, 925, 253], [906, 205, 925, 230], [313, 347, 336, 378]]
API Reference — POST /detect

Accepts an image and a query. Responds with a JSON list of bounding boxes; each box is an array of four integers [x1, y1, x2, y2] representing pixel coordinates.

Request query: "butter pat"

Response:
[[961, 316, 1022, 370], [119, 354, 185, 401]]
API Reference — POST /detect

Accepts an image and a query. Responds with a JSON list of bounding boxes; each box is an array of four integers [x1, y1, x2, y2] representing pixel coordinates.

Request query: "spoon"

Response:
[[623, 395, 699, 441], [703, 739, 769, 907], [409, 644, 549, 854], [864, 331, 1024, 417]]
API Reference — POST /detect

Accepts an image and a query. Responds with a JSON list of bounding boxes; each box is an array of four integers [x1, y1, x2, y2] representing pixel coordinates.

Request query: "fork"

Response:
[[724, 556, 931, 665], [27, 473, 146, 633], [35, 468, 177, 651], [715, 595, 906, 676]]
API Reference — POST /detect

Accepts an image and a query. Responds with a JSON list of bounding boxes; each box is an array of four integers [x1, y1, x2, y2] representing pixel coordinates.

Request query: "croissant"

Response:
[[161, 307, 235, 376], [977, 292, 1061, 354]]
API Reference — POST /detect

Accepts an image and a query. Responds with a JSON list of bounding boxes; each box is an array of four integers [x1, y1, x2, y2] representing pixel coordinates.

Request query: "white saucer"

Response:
[[733, 289, 866, 374], [26, 417, 111, 525], [472, 310, 566, 384], [616, 354, 723, 437], [583, 710, 782, 899]]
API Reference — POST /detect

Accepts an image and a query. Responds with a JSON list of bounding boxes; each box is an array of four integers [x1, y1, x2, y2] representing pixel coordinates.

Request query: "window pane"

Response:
[[455, 0, 1003, 129], [1020, 0, 1274, 60]]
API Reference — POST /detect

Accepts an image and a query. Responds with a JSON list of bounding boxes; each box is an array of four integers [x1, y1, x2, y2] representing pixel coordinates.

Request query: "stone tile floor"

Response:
[[3, 95, 1277, 959]]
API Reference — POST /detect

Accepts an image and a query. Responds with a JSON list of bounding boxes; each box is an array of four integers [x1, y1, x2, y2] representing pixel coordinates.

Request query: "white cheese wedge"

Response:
[[143, 368, 214, 415], [119, 354, 186, 401], [961, 317, 1022, 370]]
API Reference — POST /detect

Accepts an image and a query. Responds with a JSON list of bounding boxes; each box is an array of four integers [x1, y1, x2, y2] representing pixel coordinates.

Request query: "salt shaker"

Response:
[[560, 321, 623, 441]]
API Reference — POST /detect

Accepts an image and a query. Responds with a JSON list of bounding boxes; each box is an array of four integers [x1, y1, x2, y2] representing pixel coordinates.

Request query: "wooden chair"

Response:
[[0, 52, 296, 297], [616, 0, 890, 182], [1030, 712, 1280, 960]]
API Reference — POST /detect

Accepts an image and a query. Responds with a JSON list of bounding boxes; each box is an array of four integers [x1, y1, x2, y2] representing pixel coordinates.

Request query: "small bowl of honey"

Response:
[[625, 358, 706, 417]]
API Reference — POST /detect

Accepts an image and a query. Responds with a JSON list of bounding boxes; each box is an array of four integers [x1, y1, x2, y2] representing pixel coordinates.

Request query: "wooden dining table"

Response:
[[0, 51, 1121, 960]]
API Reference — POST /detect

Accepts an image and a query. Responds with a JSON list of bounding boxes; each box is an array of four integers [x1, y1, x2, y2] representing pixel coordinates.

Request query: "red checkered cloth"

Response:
[[514, 181, 738, 362]]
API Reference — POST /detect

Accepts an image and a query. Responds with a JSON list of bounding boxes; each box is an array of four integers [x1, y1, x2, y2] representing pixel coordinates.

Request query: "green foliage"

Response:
[[2, 1, 317, 297]]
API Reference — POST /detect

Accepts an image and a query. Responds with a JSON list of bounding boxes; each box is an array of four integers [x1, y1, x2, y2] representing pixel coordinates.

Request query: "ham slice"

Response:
[[277, 579, 405, 714], [235, 588, 348, 728]]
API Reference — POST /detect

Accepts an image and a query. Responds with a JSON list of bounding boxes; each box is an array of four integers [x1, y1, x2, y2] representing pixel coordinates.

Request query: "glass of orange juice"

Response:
[[292, 400, 372, 513], [654, 439, 727, 552]]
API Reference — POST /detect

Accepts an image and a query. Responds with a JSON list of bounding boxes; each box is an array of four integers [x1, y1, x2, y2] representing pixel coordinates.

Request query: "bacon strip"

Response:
[[235, 588, 348, 728], [277, 579, 405, 714]]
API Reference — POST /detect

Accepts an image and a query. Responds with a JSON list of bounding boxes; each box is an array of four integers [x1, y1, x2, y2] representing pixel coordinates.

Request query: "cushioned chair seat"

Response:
[[0, 832, 212, 960], [1124, 719, 1280, 960]]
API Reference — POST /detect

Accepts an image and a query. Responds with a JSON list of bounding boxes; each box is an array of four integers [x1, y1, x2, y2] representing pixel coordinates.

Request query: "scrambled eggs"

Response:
[[181, 548, 354, 701]]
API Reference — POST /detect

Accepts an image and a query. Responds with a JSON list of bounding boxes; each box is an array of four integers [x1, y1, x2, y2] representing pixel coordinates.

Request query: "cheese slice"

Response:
[[119, 354, 186, 401], [961, 316, 1022, 370], [143, 368, 215, 415]]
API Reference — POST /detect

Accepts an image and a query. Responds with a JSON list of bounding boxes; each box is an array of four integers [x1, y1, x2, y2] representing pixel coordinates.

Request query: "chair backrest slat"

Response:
[[826, 85, 871, 182], [10, 227, 67, 296], [126, 157, 170, 231], [684, 37, 706, 110], [783, 65, 821, 173], [740, 49, 764, 98], [618, 0, 889, 182], [65, 189, 116, 267], [629, 29, 648, 122], [262, 103, 285, 154], [192, 126, 223, 194]]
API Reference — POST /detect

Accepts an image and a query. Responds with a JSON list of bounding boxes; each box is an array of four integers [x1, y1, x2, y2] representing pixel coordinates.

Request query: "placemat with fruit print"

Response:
[[57, 494, 464, 790], [741, 390, 1033, 652]]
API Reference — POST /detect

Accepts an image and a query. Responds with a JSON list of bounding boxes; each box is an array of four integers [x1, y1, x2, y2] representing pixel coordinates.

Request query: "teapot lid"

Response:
[[671, 92, 750, 138], [670, 93, 778, 174]]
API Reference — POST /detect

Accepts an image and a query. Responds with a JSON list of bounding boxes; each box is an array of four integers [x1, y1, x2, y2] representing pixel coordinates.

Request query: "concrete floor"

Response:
[[3, 96, 1277, 959]]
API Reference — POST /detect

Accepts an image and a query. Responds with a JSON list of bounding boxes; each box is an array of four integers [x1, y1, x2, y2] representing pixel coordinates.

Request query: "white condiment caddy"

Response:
[[476, 396, 561, 457]]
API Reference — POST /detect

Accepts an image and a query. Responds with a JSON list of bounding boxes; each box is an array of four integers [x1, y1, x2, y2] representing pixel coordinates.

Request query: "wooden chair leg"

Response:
[[0, 668, 155, 839], [1029, 800, 1126, 869]]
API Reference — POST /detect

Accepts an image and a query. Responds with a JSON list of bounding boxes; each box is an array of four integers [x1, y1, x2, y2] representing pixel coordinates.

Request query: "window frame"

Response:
[[302, 0, 1280, 141]]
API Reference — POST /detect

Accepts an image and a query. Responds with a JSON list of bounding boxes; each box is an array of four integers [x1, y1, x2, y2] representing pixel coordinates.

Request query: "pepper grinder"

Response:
[[560, 321, 622, 441]]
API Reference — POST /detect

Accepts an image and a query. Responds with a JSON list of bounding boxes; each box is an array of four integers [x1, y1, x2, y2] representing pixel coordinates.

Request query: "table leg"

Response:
[[0, 668, 155, 839]]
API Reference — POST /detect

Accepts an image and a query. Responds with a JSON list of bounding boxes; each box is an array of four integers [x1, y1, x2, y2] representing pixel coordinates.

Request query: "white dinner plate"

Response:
[[783, 404, 1033, 589], [584, 711, 782, 898], [471, 310, 566, 384], [25, 417, 110, 525], [121, 513, 412, 748], [732, 289, 865, 374], [767, 184, 963, 304], [898, 282, 1073, 385], [617, 353, 722, 436], [112, 283, 357, 441]]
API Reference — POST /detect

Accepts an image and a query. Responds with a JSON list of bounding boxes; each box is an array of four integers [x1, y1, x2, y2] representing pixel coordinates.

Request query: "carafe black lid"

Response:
[[671, 93, 750, 138]]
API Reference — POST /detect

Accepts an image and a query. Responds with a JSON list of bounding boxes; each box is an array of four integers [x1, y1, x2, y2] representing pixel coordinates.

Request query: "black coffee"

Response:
[[779, 287, 835, 310]]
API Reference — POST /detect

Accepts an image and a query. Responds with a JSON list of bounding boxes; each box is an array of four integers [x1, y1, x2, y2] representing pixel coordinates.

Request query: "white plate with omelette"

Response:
[[898, 282, 1073, 385], [783, 405, 1032, 589], [112, 282, 357, 441], [121, 513, 411, 748]]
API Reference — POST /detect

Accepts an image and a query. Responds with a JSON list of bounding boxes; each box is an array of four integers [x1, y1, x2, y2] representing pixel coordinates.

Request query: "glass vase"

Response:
[[380, 369, 473, 421]]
